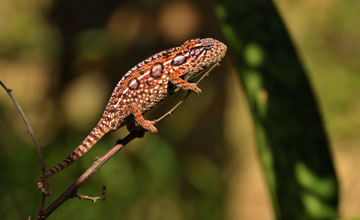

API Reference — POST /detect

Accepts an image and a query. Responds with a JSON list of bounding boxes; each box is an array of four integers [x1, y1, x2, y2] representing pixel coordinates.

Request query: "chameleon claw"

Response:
[[190, 83, 201, 94], [142, 120, 158, 133], [175, 82, 201, 94]]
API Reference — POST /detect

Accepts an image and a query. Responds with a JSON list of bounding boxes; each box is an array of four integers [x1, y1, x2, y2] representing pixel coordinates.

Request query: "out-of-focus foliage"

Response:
[[216, 0, 338, 219], [0, 0, 360, 219]]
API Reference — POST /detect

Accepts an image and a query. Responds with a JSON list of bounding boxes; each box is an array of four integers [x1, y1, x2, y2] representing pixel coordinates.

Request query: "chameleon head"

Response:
[[179, 38, 227, 80]]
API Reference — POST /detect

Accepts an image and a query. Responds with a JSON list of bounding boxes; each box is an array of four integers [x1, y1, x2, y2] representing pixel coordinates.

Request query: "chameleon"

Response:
[[38, 38, 227, 194]]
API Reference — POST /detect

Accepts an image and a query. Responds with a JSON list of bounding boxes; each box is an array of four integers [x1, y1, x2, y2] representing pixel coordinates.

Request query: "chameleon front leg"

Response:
[[169, 70, 202, 94], [129, 103, 158, 133]]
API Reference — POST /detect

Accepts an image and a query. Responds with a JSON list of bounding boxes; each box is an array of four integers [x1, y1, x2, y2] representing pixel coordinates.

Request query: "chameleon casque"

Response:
[[38, 38, 227, 193]]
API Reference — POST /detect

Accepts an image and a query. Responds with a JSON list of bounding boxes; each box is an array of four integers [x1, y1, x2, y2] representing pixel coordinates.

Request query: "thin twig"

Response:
[[0, 80, 49, 209], [0, 81, 44, 165]]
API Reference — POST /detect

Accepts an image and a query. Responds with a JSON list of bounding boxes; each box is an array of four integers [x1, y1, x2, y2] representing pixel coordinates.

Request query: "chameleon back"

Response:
[[103, 38, 227, 129]]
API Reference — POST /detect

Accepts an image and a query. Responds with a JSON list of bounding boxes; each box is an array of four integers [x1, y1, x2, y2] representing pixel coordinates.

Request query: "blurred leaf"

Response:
[[216, 1, 339, 219]]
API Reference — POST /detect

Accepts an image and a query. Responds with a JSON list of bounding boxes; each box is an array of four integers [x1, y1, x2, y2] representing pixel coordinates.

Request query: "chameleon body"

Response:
[[38, 38, 227, 193]]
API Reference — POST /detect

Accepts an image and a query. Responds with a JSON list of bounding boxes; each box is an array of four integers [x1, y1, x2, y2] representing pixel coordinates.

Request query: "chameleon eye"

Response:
[[172, 53, 187, 66]]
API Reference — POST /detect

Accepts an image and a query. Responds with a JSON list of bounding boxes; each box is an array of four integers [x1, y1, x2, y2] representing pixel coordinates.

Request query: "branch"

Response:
[[0, 81, 45, 166], [37, 131, 142, 219], [0, 80, 49, 209]]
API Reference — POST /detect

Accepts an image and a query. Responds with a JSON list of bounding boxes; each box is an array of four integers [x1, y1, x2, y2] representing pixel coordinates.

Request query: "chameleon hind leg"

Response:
[[130, 103, 158, 133]]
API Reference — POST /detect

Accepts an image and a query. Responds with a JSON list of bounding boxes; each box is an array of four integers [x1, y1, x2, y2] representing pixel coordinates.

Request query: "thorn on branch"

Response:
[[74, 186, 106, 203]]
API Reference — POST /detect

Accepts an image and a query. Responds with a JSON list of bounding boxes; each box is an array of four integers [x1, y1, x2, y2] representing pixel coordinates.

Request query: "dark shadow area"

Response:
[[48, 0, 120, 95]]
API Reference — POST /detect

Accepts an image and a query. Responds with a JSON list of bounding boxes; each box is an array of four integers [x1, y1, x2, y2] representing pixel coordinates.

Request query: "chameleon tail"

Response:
[[38, 119, 110, 195]]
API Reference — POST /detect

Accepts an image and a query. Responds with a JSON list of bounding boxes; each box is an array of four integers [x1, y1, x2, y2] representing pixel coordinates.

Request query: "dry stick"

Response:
[[0, 81, 49, 208], [36, 62, 220, 219], [0, 81, 45, 166]]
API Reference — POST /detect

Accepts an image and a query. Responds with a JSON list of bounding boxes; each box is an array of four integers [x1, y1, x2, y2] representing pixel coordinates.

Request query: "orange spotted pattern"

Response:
[[38, 38, 227, 193]]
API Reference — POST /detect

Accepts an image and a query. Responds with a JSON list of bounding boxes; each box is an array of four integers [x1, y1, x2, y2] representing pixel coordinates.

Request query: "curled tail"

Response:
[[38, 119, 110, 195]]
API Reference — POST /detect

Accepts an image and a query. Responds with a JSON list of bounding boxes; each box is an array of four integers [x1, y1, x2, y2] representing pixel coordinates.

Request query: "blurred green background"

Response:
[[0, 0, 359, 219]]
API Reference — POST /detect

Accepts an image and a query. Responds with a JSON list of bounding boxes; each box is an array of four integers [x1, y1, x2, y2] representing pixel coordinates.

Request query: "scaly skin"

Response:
[[38, 38, 227, 194]]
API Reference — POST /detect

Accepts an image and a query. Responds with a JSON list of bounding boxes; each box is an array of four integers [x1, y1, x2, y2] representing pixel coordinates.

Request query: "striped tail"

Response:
[[38, 119, 110, 195]]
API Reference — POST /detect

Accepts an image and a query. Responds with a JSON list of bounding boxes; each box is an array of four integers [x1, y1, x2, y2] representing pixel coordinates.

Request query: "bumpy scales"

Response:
[[38, 38, 227, 194]]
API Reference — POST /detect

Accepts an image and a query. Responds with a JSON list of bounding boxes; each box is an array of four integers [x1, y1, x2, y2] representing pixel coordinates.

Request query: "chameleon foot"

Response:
[[186, 83, 201, 94], [138, 120, 158, 133]]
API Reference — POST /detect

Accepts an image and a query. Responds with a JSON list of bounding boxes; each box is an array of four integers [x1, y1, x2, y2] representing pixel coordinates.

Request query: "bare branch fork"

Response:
[[0, 62, 220, 220]]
